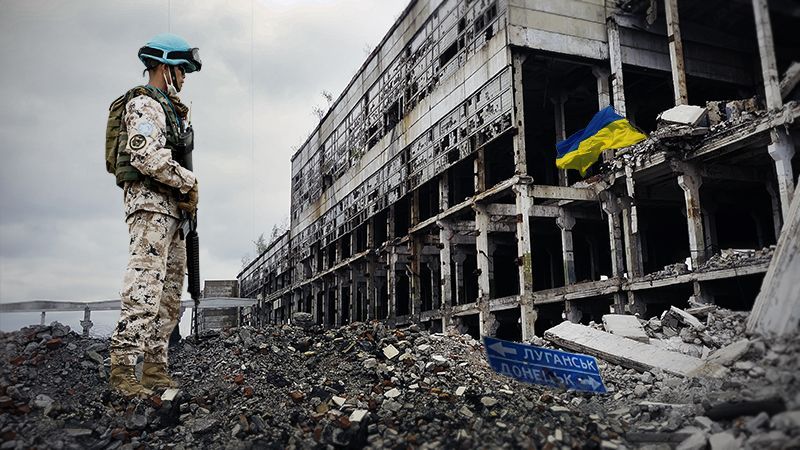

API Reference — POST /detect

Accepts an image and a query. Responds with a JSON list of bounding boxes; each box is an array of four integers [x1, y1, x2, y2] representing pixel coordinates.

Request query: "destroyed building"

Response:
[[238, 0, 800, 341]]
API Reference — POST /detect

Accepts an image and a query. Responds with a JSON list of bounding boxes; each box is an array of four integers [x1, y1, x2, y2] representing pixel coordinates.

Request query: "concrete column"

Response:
[[350, 269, 360, 323], [429, 259, 441, 311], [80, 307, 93, 337], [335, 273, 343, 327], [766, 182, 783, 240], [601, 190, 628, 313], [769, 131, 796, 222], [411, 238, 423, 322], [311, 282, 321, 324], [514, 182, 537, 340], [365, 218, 375, 320], [676, 163, 708, 268], [557, 211, 581, 323], [387, 249, 397, 326], [386, 205, 397, 326], [606, 16, 627, 116], [475, 204, 496, 336], [702, 203, 719, 255], [512, 52, 528, 174], [753, 0, 796, 218], [551, 92, 569, 186], [439, 173, 453, 329], [453, 252, 467, 306], [664, 0, 688, 105], [592, 66, 617, 162], [622, 166, 644, 278], [474, 148, 486, 193]]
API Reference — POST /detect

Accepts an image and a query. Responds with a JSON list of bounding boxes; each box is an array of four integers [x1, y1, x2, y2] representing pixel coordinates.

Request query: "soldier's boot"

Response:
[[141, 362, 178, 389], [109, 365, 153, 398]]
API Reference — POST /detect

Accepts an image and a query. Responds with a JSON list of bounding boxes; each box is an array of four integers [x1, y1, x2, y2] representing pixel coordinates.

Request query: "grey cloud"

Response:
[[0, 0, 406, 302]]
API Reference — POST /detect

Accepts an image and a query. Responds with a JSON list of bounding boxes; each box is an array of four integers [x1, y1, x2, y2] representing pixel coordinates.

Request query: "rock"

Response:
[[349, 409, 368, 422], [238, 329, 254, 348], [744, 411, 770, 433], [383, 345, 399, 360], [332, 395, 346, 407], [455, 386, 466, 396], [191, 417, 219, 435], [161, 388, 180, 402], [771, 410, 800, 431], [45, 338, 63, 350], [64, 428, 92, 437], [706, 339, 750, 366], [85, 350, 104, 365], [32, 394, 53, 410], [363, 358, 377, 369], [384, 388, 400, 399], [458, 406, 473, 418], [694, 416, 713, 430], [708, 432, 738, 450], [480, 397, 498, 407], [382, 400, 402, 412], [676, 431, 707, 450], [291, 312, 314, 328], [634, 385, 647, 397]]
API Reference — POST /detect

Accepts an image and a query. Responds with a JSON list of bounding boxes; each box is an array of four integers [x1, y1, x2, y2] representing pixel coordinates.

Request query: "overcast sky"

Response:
[[0, 0, 407, 304]]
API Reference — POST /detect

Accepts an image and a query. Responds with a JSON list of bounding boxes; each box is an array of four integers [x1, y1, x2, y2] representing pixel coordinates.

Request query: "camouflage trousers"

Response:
[[110, 211, 185, 366]]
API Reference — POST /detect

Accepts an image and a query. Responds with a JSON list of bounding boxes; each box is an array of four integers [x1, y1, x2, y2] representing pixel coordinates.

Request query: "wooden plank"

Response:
[[544, 321, 719, 377]]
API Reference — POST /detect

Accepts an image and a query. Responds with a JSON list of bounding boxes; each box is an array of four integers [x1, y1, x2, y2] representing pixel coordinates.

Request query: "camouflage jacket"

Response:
[[122, 94, 196, 219]]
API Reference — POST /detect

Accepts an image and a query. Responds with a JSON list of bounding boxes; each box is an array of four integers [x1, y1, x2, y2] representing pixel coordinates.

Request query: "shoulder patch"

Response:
[[129, 134, 147, 150], [137, 122, 154, 136]]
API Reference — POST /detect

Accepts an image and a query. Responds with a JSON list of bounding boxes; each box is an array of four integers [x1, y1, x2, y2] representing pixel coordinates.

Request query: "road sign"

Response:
[[483, 336, 607, 393]]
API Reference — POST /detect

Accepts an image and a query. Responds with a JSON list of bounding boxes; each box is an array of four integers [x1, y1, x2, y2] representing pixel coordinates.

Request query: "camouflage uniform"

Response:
[[110, 94, 196, 367]]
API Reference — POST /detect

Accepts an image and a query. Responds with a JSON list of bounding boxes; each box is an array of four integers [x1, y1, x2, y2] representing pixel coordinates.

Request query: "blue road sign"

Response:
[[483, 336, 607, 394]]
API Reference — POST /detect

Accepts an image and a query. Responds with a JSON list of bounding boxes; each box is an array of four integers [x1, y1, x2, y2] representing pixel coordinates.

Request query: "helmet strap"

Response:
[[169, 66, 182, 93]]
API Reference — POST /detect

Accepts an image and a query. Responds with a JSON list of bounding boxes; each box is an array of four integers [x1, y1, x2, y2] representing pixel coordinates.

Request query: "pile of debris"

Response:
[[640, 262, 692, 281], [1, 306, 798, 449], [601, 98, 766, 173], [544, 305, 800, 449], [696, 247, 775, 272]]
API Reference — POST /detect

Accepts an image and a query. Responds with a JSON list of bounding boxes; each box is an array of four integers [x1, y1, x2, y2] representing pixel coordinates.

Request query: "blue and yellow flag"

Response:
[[555, 106, 646, 176]]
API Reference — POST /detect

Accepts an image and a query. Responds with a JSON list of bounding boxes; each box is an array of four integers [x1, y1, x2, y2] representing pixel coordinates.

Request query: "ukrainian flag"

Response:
[[555, 106, 646, 176]]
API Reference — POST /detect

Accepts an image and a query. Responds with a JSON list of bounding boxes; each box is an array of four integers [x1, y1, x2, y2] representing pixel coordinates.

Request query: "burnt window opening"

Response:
[[474, 15, 485, 34], [396, 272, 411, 316], [439, 40, 459, 68], [384, 98, 402, 134]]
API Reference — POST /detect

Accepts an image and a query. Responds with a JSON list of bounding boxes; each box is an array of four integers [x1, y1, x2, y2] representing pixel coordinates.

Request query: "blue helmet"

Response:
[[138, 33, 202, 73]]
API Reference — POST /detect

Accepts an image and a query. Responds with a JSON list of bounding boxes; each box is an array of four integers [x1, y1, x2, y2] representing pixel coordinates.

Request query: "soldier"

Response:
[[106, 33, 201, 397]]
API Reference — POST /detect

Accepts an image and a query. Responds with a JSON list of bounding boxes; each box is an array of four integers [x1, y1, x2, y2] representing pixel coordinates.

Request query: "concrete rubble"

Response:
[[0, 310, 797, 449]]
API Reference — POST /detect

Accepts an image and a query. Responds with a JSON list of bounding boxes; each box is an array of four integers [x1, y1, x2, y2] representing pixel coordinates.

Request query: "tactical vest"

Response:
[[105, 85, 183, 193]]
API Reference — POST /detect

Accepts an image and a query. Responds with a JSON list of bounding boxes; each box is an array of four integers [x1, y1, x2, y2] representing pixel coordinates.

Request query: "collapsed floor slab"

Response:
[[544, 321, 721, 377]]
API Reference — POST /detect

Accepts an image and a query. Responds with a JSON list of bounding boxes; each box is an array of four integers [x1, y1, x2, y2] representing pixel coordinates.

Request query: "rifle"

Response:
[[176, 124, 201, 339]]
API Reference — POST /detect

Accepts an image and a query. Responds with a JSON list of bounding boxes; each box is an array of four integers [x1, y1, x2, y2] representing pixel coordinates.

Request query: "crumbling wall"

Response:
[[748, 180, 800, 336]]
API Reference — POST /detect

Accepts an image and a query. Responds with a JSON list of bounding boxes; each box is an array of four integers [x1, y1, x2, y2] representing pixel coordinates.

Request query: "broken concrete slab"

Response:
[[663, 306, 705, 330], [544, 321, 721, 377], [658, 104, 707, 126], [780, 61, 800, 99], [602, 314, 649, 343], [705, 339, 750, 366]]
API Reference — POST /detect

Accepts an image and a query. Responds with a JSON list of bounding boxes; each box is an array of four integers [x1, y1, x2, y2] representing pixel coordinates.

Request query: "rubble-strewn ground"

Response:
[[1, 307, 799, 449]]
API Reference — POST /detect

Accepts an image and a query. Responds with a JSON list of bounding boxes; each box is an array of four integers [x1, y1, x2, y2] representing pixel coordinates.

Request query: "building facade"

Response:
[[239, 0, 800, 340]]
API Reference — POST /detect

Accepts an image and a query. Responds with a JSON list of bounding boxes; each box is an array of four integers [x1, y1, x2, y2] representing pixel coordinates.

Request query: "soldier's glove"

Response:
[[178, 180, 199, 215]]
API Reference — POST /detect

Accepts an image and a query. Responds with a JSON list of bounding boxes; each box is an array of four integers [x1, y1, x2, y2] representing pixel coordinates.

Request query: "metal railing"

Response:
[[0, 297, 257, 336]]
